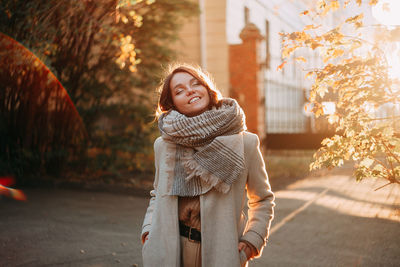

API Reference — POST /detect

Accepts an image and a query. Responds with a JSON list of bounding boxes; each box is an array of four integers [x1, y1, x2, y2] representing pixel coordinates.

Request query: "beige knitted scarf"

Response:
[[158, 98, 247, 196]]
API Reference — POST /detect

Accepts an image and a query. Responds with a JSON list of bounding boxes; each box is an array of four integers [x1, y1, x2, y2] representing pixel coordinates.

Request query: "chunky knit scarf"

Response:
[[158, 98, 247, 196]]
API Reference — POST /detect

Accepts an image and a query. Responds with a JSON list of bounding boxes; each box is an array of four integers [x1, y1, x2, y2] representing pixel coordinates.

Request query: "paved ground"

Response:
[[1, 171, 399, 267], [251, 173, 400, 267]]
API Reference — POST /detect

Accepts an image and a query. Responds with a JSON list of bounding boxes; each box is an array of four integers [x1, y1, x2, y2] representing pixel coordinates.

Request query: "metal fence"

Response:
[[265, 79, 308, 134]]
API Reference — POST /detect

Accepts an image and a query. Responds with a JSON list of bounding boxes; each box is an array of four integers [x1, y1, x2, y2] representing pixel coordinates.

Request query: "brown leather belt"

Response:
[[179, 221, 201, 242]]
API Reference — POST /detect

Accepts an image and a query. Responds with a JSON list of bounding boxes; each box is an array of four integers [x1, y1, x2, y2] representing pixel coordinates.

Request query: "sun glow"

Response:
[[372, 0, 400, 80], [386, 43, 400, 80], [372, 0, 400, 26]]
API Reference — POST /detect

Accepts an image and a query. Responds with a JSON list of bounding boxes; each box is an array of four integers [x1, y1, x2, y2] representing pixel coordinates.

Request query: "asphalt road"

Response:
[[1, 173, 399, 267], [1, 189, 147, 267]]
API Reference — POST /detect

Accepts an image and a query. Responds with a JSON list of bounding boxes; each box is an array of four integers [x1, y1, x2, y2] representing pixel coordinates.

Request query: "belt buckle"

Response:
[[188, 226, 196, 243]]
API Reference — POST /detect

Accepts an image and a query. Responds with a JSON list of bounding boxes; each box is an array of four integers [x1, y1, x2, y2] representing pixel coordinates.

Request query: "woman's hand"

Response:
[[238, 241, 257, 260], [141, 232, 149, 244]]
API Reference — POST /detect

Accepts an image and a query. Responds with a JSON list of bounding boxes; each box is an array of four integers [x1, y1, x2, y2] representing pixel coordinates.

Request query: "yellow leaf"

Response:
[[332, 49, 344, 59], [314, 106, 324, 118], [350, 40, 362, 52], [129, 65, 137, 72], [125, 35, 132, 43], [305, 71, 314, 79], [373, 164, 385, 172], [121, 43, 134, 53], [277, 61, 287, 70], [282, 46, 297, 59], [309, 90, 316, 101], [360, 158, 374, 168], [304, 24, 315, 31], [311, 42, 322, 50], [288, 31, 309, 41], [295, 56, 307, 63], [318, 87, 328, 98], [300, 10, 309, 16], [327, 114, 339, 124], [331, 1, 340, 11], [321, 138, 333, 147], [318, 0, 327, 9], [356, 0, 362, 6], [345, 13, 364, 24], [121, 15, 128, 24], [369, 0, 378, 6]]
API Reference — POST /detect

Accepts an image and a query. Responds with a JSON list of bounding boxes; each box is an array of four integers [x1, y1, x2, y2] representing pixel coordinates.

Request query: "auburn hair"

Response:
[[155, 63, 223, 119]]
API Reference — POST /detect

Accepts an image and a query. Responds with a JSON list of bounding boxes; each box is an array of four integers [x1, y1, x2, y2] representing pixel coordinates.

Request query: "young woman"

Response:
[[141, 64, 275, 267]]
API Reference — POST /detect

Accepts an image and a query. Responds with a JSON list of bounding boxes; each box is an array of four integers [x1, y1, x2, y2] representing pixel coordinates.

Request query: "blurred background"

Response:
[[0, 0, 347, 190]]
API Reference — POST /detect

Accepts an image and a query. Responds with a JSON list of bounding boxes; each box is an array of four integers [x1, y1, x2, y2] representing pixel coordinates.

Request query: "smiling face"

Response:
[[170, 71, 211, 117]]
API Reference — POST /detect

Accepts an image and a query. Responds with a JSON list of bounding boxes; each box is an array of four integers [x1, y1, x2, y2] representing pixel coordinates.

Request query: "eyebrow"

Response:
[[172, 78, 198, 91]]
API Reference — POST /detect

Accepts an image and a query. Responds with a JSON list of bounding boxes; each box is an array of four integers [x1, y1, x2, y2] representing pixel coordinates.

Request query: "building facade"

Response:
[[173, 0, 319, 142]]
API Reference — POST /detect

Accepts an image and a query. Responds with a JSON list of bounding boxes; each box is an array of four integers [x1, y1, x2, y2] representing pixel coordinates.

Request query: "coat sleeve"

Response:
[[141, 137, 162, 236], [240, 134, 275, 256]]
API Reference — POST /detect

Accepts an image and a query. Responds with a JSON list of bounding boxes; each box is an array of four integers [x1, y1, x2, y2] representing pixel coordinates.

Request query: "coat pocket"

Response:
[[239, 249, 248, 267]]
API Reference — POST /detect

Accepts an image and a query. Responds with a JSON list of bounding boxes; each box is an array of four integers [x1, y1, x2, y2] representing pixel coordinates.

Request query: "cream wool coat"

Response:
[[141, 131, 275, 267]]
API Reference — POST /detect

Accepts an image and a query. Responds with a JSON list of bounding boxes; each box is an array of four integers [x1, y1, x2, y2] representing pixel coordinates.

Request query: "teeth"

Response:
[[189, 97, 200, 104]]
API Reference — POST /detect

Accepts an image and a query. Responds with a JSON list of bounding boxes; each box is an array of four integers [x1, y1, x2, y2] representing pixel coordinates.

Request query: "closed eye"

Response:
[[192, 81, 201, 86]]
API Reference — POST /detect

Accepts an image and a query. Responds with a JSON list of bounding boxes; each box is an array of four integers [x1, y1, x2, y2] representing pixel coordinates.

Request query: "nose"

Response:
[[186, 86, 195, 95]]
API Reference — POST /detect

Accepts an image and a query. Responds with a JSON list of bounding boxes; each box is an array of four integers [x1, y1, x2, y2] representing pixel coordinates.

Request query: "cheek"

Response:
[[172, 95, 187, 111], [204, 91, 211, 106]]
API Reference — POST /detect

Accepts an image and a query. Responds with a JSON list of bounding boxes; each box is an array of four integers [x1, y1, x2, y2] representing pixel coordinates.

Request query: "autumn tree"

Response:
[[282, 0, 400, 189], [0, 0, 198, 181]]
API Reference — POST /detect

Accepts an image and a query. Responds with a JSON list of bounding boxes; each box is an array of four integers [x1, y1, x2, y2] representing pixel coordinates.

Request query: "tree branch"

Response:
[[374, 181, 393, 191]]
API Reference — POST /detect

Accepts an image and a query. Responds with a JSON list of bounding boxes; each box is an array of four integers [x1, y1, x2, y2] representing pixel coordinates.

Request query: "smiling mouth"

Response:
[[188, 97, 200, 104]]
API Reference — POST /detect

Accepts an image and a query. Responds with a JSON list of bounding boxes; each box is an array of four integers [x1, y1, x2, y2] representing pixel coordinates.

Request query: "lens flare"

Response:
[[0, 32, 87, 137], [0, 176, 14, 187], [0, 32, 87, 179], [0, 176, 26, 201]]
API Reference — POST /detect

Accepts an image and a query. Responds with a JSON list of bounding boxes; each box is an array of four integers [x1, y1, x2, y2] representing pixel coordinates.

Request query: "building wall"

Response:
[[229, 24, 263, 136], [227, 0, 315, 134], [173, 0, 229, 97], [175, 0, 326, 136], [173, 14, 201, 65], [205, 0, 229, 97]]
